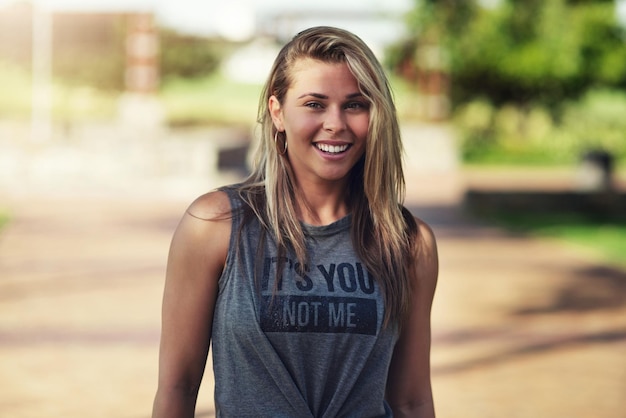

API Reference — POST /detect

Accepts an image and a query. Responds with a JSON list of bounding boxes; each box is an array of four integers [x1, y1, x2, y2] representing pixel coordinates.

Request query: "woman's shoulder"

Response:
[[186, 189, 233, 221], [413, 216, 436, 249], [411, 215, 438, 291], [400, 206, 438, 288], [400, 206, 436, 249], [171, 190, 233, 266]]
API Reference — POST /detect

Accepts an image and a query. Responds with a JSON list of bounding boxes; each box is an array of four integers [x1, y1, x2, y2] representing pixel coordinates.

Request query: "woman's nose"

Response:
[[323, 106, 346, 133]]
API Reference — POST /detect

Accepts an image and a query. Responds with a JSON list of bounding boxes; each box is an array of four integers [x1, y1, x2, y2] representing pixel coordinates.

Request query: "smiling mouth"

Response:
[[315, 143, 350, 154]]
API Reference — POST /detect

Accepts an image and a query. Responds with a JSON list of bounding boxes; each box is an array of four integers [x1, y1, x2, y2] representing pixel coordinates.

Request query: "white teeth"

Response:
[[316, 143, 349, 154]]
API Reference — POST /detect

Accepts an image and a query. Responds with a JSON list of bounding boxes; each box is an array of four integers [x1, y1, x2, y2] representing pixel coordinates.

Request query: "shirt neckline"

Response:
[[301, 214, 352, 237]]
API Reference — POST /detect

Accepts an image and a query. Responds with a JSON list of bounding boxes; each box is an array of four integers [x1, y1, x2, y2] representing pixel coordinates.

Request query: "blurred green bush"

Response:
[[456, 89, 626, 165]]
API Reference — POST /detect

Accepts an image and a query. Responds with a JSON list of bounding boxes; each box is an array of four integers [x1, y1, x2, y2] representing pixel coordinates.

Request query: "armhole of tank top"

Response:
[[217, 187, 242, 291]]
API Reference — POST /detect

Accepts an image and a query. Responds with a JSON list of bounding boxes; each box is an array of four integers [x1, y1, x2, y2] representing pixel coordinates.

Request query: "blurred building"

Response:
[[0, 2, 158, 94], [220, 3, 411, 87], [255, 6, 409, 58], [0, 2, 34, 66]]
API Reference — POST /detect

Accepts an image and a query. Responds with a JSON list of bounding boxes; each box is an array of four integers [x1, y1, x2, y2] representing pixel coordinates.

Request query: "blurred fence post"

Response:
[[125, 12, 159, 95], [416, 42, 450, 121], [577, 150, 614, 192], [118, 12, 163, 129]]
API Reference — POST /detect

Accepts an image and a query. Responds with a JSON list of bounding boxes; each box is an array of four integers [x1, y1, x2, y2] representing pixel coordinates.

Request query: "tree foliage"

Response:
[[393, 0, 626, 108], [159, 29, 223, 81]]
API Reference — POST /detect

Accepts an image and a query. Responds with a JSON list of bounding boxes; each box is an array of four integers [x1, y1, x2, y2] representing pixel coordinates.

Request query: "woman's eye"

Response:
[[346, 102, 368, 111], [305, 102, 323, 109]]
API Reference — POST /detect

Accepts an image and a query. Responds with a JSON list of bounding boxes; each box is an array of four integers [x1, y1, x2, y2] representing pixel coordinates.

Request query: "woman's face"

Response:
[[269, 58, 369, 187]]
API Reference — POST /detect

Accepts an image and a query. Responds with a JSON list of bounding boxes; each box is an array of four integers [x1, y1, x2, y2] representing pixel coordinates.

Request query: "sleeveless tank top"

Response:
[[211, 187, 398, 417]]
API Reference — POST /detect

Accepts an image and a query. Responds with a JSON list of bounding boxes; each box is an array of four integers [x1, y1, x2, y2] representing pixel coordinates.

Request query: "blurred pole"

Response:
[[31, 3, 53, 143], [416, 42, 450, 121], [125, 12, 159, 95], [118, 12, 164, 129]]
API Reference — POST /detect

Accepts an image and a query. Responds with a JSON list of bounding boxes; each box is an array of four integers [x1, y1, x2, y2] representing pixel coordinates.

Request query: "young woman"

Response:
[[152, 26, 438, 418]]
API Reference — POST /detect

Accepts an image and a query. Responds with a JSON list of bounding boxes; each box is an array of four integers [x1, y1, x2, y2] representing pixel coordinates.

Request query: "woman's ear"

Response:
[[268, 95, 284, 131]]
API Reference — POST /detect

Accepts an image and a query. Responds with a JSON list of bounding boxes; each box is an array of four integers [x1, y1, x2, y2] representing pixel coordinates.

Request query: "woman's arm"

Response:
[[386, 218, 439, 418], [152, 191, 231, 418]]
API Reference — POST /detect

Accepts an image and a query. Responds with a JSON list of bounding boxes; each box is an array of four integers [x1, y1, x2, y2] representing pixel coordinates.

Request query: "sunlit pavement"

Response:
[[408, 167, 626, 418], [413, 203, 626, 418], [0, 156, 625, 417]]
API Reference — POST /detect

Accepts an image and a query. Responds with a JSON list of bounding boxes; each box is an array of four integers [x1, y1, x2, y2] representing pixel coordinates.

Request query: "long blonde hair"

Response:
[[237, 26, 417, 326]]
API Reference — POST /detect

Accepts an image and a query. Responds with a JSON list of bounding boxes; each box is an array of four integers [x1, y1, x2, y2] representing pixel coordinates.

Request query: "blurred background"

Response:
[[0, 0, 624, 417]]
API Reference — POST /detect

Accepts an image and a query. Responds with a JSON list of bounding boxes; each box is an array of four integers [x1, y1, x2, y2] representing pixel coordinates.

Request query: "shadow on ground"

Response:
[[516, 265, 626, 314]]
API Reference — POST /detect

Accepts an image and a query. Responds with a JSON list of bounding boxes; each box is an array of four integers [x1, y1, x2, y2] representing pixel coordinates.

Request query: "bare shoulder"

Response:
[[169, 190, 232, 266], [412, 216, 439, 293], [186, 189, 232, 221], [414, 217, 437, 254]]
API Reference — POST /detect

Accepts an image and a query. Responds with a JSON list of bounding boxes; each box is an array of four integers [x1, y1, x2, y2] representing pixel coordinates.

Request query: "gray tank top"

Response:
[[211, 187, 398, 417]]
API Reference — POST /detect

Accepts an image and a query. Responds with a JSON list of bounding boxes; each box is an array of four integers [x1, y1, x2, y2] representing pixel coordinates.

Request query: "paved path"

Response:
[[0, 170, 625, 418]]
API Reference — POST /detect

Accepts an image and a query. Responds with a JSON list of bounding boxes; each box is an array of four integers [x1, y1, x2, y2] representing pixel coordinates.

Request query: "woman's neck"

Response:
[[294, 179, 350, 226]]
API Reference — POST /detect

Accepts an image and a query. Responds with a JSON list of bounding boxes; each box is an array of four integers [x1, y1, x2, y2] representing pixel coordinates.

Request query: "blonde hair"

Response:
[[238, 26, 417, 326]]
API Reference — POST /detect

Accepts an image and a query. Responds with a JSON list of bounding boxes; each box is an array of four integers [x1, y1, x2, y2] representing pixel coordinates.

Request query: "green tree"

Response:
[[395, 0, 626, 108], [159, 29, 222, 81]]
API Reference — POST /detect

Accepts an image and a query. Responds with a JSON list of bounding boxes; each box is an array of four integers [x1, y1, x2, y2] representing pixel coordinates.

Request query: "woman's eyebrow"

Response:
[[298, 93, 328, 99], [297, 92, 364, 99]]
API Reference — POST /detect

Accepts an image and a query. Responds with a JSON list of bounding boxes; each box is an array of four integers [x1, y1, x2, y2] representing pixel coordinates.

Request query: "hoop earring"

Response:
[[274, 131, 288, 155]]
